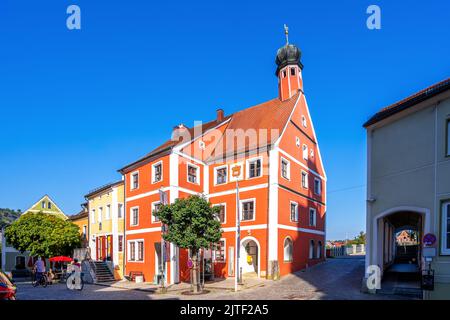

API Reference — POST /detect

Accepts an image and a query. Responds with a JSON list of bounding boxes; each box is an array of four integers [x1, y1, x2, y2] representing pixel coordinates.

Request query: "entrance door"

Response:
[[239, 239, 259, 277]]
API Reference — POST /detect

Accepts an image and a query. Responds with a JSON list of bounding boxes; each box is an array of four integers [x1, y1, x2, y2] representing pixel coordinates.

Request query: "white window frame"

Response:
[[131, 171, 139, 190], [127, 239, 145, 262], [317, 241, 323, 259], [441, 201, 450, 255], [152, 161, 163, 184], [105, 204, 111, 220], [302, 115, 307, 128], [214, 165, 228, 185], [118, 203, 123, 219], [41, 201, 45, 209], [151, 201, 162, 223], [309, 207, 317, 227], [309, 240, 315, 259], [246, 156, 263, 179], [283, 237, 293, 262], [91, 209, 96, 224], [302, 144, 308, 160], [281, 157, 290, 180], [213, 203, 227, 224], [290, 201, 299, 222], [314, 178, 321, 195], [199, 140, 206, 150], [47, 202, 52, 209], [130, 206, 139, 226], [213, 238, 226, 262], [98, 207, 103, 223], [301, 170, 309, 189], [240, 198, 256, 222], [187, 163, 200, 185]]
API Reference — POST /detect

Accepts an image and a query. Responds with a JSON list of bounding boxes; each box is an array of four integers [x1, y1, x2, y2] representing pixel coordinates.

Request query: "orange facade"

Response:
[[119, 41, 326, 283]]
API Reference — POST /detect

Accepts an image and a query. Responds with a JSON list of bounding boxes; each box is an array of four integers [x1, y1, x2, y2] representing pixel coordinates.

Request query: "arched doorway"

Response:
[[371, 207, 430, 294], [239, 237, 260, 278]]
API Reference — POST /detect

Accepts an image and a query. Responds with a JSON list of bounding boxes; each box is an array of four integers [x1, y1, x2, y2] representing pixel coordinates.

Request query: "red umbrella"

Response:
[[49, 256, 73, 263]]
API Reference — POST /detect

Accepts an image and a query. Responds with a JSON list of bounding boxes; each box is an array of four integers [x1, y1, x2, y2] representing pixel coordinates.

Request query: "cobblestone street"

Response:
[[15, 256, 409, 300]]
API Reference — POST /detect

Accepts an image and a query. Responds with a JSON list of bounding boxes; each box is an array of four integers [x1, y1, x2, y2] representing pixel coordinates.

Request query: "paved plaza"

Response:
[[15, 256, 410, 300]]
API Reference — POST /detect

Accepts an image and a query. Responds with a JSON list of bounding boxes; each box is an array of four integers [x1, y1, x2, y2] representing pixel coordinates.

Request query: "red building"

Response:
[[118, 37, 326, 284]]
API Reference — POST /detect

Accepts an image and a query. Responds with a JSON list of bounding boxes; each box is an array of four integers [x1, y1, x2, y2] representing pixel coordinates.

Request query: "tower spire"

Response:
[[284, 24, 289, 45]]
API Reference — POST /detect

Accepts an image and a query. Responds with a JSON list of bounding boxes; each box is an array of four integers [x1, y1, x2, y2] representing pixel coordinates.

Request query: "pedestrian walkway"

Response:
[[95, 276, 267, 295]]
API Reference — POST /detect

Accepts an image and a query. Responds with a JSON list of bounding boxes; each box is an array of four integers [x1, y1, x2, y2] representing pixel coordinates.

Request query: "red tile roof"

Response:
[[363, 77, 450, 127], [119, 93, 300, 172]]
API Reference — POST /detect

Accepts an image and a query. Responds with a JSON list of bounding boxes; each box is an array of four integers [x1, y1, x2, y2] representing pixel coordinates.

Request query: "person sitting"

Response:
[[47, 269, 55, 284]]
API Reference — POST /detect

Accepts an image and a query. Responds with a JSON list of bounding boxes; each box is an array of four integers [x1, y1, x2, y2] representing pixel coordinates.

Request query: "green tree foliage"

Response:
[[154, 195, 222, 293], [349, 231, 366, 245], [4, 212, 81, 257]]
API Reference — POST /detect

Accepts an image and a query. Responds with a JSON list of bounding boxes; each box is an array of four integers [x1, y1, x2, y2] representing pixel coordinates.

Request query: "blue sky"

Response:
[[0, 1, 449, 240]]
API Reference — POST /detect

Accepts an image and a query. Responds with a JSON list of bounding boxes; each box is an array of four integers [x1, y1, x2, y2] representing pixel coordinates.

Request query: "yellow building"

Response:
[[68, 203, 89, 248], [85, 181, 125, 279]]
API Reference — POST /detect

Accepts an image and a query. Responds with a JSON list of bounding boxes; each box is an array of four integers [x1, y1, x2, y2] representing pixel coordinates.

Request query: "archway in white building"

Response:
[[375, 210, 424, 296], [239, 237, 259, 279]]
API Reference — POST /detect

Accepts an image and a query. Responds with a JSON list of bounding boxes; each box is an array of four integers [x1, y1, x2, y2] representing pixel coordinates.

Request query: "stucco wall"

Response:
[[366, 91, 450, 299]]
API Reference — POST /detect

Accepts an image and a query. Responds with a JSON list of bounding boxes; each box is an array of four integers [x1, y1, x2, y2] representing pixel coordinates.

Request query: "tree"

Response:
[[154, 195, 222, 293], [4, 212, 81, 258], [349, 231, 366, 245]]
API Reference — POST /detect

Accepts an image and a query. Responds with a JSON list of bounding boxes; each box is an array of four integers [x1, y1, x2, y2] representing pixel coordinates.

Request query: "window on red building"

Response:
[[187, 164, 198, 184], [241, 200, 255, 221], [214, 240, 225, 262]]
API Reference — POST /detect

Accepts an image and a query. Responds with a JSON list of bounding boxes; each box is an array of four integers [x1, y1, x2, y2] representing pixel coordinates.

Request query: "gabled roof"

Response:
[[363, 77, 450, 128], [118, 117, 231, 173], [84, 180, 124, 199], [207, 92, 300, 161], [118, 93, 300, 171], [68, 208, 88, 221], [23, 195, 67, 220]]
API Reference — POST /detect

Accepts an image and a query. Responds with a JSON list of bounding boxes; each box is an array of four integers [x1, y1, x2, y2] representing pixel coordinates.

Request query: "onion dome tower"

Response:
[[275, 25, 304, 101]]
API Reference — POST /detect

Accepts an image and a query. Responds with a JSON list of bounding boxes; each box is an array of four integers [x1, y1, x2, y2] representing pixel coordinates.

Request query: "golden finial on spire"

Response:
[[284, 24, 289, 45]]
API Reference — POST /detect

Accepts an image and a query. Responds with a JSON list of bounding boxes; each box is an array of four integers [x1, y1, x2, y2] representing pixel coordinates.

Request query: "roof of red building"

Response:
[[119, 92, 300, 172], [363, 77, 450, 128], [207, 92, 300, 161]]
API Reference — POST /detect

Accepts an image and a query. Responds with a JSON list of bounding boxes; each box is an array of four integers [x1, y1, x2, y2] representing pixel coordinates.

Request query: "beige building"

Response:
[[364, 77, 450, 299], [85, 180, 125, 279]]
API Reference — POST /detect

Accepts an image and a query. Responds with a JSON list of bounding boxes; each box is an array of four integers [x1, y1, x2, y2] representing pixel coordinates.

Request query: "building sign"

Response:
[[423, 233, 437, 246]]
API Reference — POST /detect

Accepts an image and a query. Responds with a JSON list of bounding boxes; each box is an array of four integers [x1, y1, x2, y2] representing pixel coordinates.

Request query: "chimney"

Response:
[[216, 109, 224, 122]]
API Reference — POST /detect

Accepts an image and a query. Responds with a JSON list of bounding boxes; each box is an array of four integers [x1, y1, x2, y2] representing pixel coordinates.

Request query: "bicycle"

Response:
[[32, 272, 48, 288], [66, 271, 84, 291]]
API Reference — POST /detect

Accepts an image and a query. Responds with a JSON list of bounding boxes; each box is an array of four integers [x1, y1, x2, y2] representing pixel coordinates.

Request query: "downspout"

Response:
[[266, 147, 271, 279]]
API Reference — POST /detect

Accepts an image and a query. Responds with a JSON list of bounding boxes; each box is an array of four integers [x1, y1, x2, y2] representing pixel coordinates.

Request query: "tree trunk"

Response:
[[191, 249, 202, 293]]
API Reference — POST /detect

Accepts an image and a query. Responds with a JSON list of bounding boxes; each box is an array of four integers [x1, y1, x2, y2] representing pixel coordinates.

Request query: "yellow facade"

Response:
[[86, 181, 125, 279]]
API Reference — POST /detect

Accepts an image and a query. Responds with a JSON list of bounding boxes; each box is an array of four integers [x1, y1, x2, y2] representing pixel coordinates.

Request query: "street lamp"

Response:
[[231, 164, 241, 292]]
